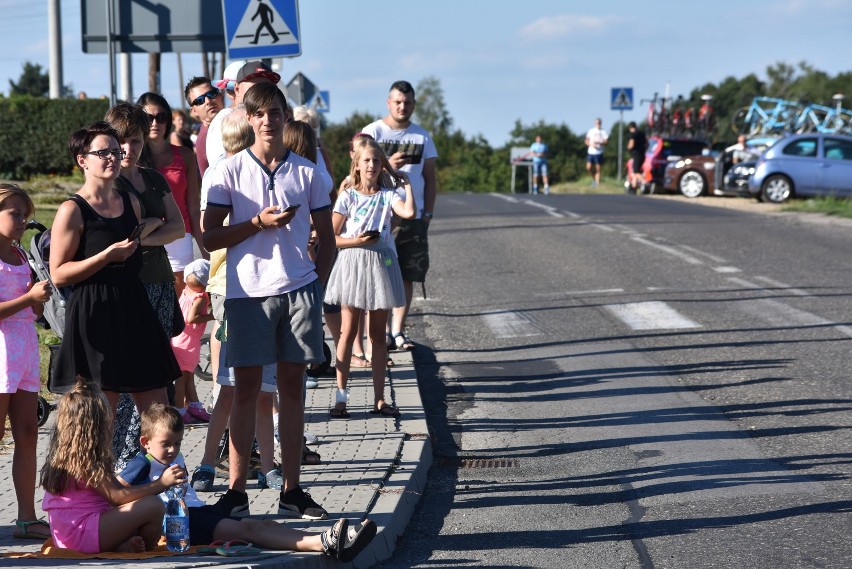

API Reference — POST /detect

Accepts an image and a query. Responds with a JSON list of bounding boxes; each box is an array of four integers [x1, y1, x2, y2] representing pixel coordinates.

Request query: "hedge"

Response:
[[0, 96, 110, 179]]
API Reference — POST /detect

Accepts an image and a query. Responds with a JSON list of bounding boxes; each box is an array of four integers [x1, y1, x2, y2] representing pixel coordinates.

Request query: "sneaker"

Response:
[[320, 518, 349, 559], [258, 468, 283, 490], [544, 185, 550, 195], [278, 486, 328, 520], [304, 431, 320, 445], [190, 464, 216, 492], [305, 377, 319, 389], [181, 409, 205, 425], [213, 489, 250, 518], [340, 518, 377, 562], [187, 404, 211, 422]]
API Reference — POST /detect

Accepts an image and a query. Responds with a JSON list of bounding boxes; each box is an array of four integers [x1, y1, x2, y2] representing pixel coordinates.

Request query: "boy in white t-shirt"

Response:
[[585, 117, 609, 187]]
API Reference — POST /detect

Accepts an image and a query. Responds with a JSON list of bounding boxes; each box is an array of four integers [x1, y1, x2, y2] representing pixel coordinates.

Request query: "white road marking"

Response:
[[714, 266, 742, 273], [679, 244, 728, 263], [563, 288, 625, 295], [726, 276, 761, 289], [481, 311, 543, 338], [605, 301, 701, 330], [523, 200, 564, 218], [631, 237, 704, 265], [739, 298, 831, 327], [590, 223, 616, 232], [561, 209, 582, 218], [490, 193, 520, 203], [753, 276, 812, 296]]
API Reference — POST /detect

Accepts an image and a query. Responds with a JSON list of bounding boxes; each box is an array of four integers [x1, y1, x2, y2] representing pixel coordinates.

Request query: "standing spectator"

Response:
[[105, 102, 185, 468], [138, 92, 207, 297], [203, 82, 334, 520], [626, 122, 648, 193], [48, 121, 178, 420], [362, 80, 438, 352], [185, 76, 224, 176], [585, 117, 609, 187], [528, 134, 550, 195], [170, 109, 194, 150], [0, 184, 52, 540]]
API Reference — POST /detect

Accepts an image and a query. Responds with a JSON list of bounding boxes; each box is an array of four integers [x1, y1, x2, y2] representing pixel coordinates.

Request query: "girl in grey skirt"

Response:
[[324, 137, 415, 418]]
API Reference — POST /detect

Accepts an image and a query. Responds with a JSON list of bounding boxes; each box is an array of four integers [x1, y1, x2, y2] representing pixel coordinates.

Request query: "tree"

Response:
[[9, 61, 50, 97], [414, 76, 452, 137]]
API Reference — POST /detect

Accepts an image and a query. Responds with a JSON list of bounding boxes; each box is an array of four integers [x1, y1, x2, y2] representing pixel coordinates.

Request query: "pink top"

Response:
[[157, 145, 191, 232], [43, 483, 112, 553], [170, 290, 208, 372], [0, 248, 39, 393]]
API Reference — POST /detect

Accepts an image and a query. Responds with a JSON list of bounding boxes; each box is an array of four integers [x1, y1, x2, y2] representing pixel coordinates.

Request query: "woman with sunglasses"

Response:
[[137, 92, 207, 297], [48, 121, 180, 425]]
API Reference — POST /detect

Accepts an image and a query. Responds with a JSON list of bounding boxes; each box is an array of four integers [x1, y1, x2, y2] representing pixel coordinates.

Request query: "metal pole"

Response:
[[119, 53, 132, 102], [105, 0, 116, 104], [177, 53, 186, 111], [48, 0, 63, 98], [617, 110, 624, 183]]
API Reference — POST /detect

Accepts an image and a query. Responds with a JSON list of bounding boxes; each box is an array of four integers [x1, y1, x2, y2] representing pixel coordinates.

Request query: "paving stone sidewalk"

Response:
[[0, 345, 431, 568]]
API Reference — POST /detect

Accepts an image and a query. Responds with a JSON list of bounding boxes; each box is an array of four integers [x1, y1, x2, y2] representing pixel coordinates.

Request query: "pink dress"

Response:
[[0, 248, 39, 393], [170, 290, 208, 372], [157, 145, 191, 232], [43, 483, 113, 553]]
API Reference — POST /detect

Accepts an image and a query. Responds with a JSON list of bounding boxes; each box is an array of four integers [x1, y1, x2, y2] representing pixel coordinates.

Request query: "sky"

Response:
[[2, 0, 852, 147]]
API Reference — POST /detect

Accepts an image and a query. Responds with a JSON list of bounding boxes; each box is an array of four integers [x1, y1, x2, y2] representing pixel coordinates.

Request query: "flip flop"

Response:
[[216, 540, 261, 556], [198, 540, 227, 554], [329, 407, 351, 419], [350, 353, 371, 368], [13, 518, 51, 540], [302, 445, 322, 465], [369, 404, 401, 417]]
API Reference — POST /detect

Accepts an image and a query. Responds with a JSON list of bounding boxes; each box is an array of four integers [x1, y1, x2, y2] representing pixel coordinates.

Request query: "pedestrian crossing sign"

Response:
[[611, 87, 634, 110], [311, 90, 330, 113], [222, 0, 302, 59]]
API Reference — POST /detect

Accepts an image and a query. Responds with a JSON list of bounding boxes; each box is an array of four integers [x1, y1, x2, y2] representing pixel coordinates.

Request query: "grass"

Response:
[[781, 196, 852, 218], [530, 176, 627, 195]]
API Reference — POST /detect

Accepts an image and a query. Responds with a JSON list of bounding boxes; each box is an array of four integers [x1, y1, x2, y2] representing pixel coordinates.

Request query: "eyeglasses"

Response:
[[190, 88, 221, 107], [146, 111, 170, 124], [85, 149, 127, 160]]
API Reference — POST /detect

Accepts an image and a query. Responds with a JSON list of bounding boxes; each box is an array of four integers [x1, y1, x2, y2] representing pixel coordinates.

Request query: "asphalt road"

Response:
[[378, 193, 852, 569]]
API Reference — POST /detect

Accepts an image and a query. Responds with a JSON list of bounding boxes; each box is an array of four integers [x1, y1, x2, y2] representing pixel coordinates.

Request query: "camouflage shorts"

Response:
[[393, 218, 430, 283]]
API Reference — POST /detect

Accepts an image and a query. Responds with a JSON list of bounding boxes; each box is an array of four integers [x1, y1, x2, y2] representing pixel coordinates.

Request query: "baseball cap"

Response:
[[184, 259, 211, 288], [215, 61, 245, 90], [236, 61, 281, 85]]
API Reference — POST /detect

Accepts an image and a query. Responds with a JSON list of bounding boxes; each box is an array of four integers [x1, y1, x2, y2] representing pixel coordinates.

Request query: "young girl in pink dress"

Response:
[[40, 378, 186, 553], [0, 183, 53, 540]]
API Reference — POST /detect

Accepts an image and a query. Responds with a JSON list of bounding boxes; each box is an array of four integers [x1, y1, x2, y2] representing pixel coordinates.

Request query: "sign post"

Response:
[[611, 87, 634, 184], [222, 0, 302, 60]]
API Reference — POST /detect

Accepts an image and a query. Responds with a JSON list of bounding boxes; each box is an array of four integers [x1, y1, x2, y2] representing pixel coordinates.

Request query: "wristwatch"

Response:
[[422, 211, 433, 220]]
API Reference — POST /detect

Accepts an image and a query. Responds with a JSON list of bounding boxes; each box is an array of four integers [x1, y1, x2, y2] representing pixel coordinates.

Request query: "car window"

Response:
[[782, 139, 818, 157], [661, 140, 707, 158], [824, 138, 852, 161]]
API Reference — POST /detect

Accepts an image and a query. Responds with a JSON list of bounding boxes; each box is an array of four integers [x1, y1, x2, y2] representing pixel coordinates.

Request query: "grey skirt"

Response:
[[324, 243, 405, 311]]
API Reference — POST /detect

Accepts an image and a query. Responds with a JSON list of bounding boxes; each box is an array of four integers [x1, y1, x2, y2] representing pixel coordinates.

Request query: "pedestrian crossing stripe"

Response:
[[228, 0, 298, 51], [611, 87, 633, 110]]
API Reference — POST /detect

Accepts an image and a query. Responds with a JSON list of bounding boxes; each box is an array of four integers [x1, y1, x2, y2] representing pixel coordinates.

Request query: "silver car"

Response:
[[749, 133, 852, 203]]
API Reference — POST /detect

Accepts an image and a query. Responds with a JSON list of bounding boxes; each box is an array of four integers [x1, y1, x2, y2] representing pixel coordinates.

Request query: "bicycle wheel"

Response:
[[731, 107, 750, 134]]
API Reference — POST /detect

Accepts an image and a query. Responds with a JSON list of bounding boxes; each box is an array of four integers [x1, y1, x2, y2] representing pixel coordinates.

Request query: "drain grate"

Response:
[[438, 457, 520, 469]]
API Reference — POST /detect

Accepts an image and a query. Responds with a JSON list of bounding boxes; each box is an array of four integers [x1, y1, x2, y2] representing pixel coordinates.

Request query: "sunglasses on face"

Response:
[[190, 88, 221, 107], [146, 111, 170, 124], [86, 149, 127, 160]]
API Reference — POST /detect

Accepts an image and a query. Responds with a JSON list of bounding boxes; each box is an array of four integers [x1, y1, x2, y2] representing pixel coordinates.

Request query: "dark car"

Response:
[[662, 135, 780, 198], [637, 136, 710, 195], [749, 132, 852, 203]]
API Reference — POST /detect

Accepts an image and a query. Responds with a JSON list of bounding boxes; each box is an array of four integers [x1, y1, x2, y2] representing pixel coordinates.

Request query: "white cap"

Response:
[[184, 259, 210, 287], [215, 61, 245, 90]]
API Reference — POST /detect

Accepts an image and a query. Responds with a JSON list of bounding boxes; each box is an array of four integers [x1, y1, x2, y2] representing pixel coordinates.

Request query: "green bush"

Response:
[[0, 96, 110, 179]]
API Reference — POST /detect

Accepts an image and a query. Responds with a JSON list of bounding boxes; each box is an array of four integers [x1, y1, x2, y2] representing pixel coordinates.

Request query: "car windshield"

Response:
[[652, 139, 707, 158]]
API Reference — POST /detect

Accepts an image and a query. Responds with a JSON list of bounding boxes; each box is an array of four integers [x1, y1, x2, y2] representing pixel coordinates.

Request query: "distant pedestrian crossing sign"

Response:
[[222, 0, 302, 59], [311, 90, 330, 113], [611, 87, 633, 111]]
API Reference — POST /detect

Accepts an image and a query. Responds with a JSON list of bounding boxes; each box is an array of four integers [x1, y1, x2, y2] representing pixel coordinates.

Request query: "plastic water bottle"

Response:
[[164, 483, 190, 552]]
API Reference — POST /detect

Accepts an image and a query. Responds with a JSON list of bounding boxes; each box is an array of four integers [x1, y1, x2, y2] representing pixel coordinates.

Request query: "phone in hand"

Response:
[[128, 222, 146, 241], [283, 203, 301, 213], [361, 229, 380, 239]]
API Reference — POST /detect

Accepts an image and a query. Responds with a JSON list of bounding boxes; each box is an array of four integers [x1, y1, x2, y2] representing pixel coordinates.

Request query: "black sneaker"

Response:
[[320, 518, 349, 559], [213, 489, 249, 518], [190, 464, 215, 492], [340, 518, 377, 563], [278, 487, 328, 520]]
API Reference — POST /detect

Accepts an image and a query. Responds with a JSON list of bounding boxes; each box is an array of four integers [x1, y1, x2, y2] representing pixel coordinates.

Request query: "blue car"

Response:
[[749, 133, 852, 203]]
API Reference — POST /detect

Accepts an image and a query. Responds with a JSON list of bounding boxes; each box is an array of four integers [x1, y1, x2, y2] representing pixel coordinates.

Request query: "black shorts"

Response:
[[393, 218, 430, 283], [631, 155, 644, 174], [188, 505, 238, 545]]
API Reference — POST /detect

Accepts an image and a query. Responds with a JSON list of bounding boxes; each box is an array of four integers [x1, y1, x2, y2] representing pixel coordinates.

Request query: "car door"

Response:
[[778, 137, 819, 194], [818, 137, 852, 196]]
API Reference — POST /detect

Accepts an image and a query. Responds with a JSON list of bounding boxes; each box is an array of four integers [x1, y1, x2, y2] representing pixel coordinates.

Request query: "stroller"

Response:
[[23, 220, 71, 426]]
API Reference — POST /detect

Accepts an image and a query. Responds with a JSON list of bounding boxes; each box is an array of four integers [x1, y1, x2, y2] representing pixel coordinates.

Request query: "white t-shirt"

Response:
[[586, 127, 608, 156], [360, 119, 437, 219], [205, 148, 331, 299], [205, 107, 234, 169], [333, 187, 404, 243]]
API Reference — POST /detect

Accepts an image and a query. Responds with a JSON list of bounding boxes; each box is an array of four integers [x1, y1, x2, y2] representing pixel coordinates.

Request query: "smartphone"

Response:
[[128, 222, 146, 241], [361, 229, 380, 239], [283, 203, 301, 213]]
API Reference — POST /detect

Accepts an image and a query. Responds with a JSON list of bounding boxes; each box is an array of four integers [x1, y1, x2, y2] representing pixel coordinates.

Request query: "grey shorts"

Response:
[[393, 218, 429, 283], [224, 280, 325, 367], [211, 294, 276, 392]]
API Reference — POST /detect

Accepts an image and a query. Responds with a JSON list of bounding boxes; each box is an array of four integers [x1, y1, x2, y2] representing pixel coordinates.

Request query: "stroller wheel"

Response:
[[37, 395, 52, 427], [195, 334, 213, 381]]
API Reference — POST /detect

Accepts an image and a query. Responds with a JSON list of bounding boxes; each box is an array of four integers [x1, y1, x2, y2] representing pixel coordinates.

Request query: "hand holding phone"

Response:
[[361, 229, 380, 240], [128, 222, 146, 241], [283, 203, 301, 213]]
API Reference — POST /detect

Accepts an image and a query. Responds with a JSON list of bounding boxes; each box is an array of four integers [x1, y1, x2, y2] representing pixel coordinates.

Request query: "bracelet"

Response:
[[254, 211, 268, 230], [422, 211, 433, 219]]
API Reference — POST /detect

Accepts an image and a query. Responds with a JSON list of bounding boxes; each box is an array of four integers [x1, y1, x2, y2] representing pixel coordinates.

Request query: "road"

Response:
[[379, 193, 852, 569]]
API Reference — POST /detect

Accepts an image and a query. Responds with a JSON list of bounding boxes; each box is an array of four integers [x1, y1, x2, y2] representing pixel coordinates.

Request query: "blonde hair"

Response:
[[291, 105, 320, 130], [348, 137, 401, 190], [40, 378, 114, 494], [0, 183, 35, 221], [221, 106, 254, 155], [140, 403, 184, 440]]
